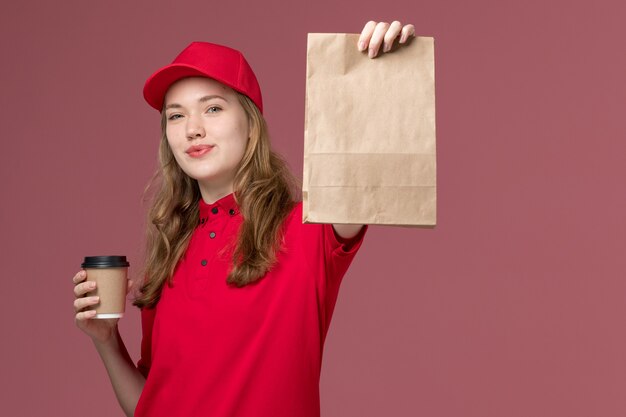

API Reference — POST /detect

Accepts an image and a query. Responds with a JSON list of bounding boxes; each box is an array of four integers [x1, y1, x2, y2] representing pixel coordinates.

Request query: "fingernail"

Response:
[[358, 41, 365, 51], [369, 48, 376, 58]]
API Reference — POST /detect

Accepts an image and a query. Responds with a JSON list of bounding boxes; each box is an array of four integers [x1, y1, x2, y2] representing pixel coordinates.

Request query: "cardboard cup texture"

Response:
[[84, 267, 128, 318]]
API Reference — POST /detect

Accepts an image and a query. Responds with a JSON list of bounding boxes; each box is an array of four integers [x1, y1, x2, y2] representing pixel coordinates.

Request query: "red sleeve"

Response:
[[298, 200, 368, 329], [320, 222, 368, 338], [296, 200, 368, 284], [136, 306, 156, 379], [324, 224, 368, 258], [320, 222, 368, 289]]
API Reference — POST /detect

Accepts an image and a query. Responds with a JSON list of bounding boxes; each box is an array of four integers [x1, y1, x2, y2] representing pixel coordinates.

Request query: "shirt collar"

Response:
[[198, 192, 240, 224]]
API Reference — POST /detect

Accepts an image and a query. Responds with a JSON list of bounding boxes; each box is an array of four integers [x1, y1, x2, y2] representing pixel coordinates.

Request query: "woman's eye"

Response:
[[207, 106, 222, 113], [167, 114, 182, 121]]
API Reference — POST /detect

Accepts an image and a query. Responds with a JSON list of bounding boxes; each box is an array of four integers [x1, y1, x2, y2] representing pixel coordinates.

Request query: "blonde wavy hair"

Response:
[[132, 91, 301, 310]]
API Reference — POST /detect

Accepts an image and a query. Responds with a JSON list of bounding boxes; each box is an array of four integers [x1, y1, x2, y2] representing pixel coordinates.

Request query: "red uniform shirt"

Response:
[[134, 192, 368, 417]]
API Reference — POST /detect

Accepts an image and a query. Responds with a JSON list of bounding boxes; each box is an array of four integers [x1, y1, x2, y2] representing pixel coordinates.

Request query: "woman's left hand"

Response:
[[358, 20, 416, 59]]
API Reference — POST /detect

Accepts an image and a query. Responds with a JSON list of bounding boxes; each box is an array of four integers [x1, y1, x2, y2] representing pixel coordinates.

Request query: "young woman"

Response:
[[72, 20, 416, 417]]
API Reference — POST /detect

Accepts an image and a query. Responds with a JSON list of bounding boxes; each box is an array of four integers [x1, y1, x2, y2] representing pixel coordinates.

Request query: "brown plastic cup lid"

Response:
[[81, 256, 130, 268]]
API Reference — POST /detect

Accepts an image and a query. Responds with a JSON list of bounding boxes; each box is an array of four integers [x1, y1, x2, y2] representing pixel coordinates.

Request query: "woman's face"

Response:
[[163, 76, 250, 197]]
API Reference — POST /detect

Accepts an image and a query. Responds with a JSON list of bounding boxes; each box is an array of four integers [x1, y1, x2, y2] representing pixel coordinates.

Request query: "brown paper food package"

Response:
[[303, 33, 436, 227]]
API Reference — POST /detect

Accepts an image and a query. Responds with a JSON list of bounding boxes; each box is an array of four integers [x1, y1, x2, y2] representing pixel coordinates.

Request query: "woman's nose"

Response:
[[186, 116, 205, 139]]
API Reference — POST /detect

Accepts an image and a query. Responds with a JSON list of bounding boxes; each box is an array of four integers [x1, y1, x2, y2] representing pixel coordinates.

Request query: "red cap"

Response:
[[143, 41, 263, 114]]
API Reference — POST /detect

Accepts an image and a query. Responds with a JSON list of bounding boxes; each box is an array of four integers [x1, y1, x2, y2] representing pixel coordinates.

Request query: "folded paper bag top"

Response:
[[303, 33, 436, 227]]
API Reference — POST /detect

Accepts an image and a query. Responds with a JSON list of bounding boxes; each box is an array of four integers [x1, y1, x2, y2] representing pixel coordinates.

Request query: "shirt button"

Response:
[[209, 232, 216, 239], [229, 209, 236, 216], [211, 207, 218, 214], [201, 259, 207, 266]]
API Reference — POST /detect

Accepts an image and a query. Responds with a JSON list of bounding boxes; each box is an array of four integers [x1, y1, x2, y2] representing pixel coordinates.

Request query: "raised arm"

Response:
[[332, 224, 366, 240]]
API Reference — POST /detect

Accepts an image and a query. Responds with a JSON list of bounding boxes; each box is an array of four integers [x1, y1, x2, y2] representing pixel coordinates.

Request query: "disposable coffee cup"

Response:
[[81, 256, 130, 319]]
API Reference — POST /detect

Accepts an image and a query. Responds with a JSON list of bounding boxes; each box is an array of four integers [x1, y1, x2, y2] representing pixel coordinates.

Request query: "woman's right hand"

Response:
[[73, 270, 133, 344]]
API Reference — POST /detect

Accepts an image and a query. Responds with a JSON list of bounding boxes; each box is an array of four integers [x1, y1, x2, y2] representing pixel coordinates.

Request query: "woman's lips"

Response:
[[186, 146, 214, 158]]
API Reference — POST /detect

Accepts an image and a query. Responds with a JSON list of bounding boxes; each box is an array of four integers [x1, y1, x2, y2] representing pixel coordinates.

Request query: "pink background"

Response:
[[1, 0, 625, 416]]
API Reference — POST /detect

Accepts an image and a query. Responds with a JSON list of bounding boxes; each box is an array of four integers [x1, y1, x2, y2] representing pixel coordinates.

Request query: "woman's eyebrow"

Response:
[[165, 95, 228, 110]]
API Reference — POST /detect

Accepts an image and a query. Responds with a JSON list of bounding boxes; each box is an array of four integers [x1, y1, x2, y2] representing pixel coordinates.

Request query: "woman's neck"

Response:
[[198, 182, 234, 205]]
